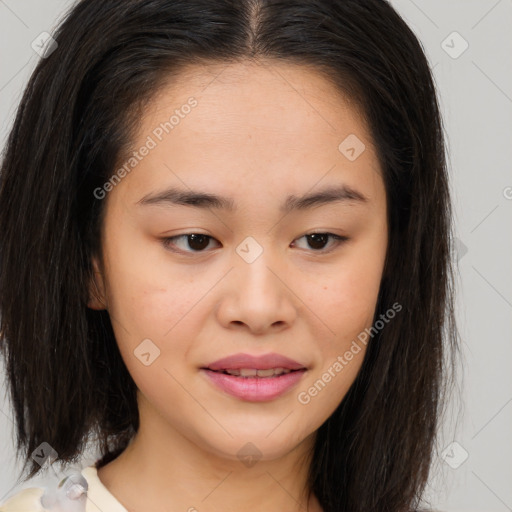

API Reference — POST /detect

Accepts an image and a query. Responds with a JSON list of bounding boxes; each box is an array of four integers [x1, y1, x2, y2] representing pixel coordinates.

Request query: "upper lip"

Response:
[[204, 353, 307, 371]]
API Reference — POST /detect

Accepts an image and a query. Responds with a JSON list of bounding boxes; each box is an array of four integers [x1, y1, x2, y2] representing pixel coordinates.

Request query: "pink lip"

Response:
[[201, 352, 308, 402], [205, 352, 306, 371], [201, 368, 307, 402]]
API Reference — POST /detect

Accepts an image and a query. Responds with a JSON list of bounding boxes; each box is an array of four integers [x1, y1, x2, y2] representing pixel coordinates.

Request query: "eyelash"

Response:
[[161, 232, 349, 255]]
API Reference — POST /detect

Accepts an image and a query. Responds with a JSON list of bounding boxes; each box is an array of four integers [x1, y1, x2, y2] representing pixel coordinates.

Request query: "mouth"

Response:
[[207, 367, 302, 378], [200, 367, 307, 402], [200, 353, 308, 401], [204, 352, 307, 372]]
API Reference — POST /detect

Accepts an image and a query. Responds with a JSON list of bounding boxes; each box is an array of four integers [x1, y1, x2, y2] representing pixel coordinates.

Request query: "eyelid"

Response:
[[161, 232, 349, 255]]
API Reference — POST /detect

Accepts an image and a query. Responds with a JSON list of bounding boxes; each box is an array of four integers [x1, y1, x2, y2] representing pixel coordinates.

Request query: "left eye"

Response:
[[161, 232, 348, 254], [292, 232, 349, 252]]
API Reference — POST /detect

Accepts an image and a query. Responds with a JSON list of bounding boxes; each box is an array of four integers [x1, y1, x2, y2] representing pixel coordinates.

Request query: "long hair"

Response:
[[0, 1, 460, 510]]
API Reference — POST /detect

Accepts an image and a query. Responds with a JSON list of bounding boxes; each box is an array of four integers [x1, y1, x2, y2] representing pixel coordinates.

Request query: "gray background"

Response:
[[0, 1, 511, 510]]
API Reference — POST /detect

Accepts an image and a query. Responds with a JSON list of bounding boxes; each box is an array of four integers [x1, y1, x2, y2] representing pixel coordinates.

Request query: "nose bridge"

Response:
[[213, 230, 299, 334], [234, 235, 280, 293]]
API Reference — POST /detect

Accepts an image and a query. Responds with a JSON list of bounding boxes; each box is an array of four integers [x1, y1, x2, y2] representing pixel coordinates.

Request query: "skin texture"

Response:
[[89, 60, 388, 512]]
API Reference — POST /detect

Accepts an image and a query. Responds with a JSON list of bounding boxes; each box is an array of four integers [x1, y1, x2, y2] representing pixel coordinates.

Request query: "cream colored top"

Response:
[[0, 465, 128, 512]]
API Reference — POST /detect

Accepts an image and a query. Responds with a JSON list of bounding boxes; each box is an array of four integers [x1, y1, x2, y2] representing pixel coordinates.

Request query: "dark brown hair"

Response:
[[0, 1, 460, 510]]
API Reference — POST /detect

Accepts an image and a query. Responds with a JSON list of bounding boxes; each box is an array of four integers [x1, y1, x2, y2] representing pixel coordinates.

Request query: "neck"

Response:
[[96, 396, 322, 512]]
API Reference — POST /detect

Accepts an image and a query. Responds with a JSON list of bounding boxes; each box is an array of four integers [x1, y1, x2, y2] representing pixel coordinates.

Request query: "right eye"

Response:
[[161, 233, 221, 254]]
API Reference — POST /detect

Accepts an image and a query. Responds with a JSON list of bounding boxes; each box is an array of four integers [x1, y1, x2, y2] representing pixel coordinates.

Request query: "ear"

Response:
[[87, 256, 107, 310]]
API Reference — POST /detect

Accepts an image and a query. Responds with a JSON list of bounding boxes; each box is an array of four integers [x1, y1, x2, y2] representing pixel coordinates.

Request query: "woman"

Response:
[[0, 0, 459, 510]]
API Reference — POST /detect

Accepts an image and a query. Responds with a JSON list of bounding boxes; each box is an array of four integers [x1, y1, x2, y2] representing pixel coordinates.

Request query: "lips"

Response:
[[201, 353, 308, 401], [204, 352, 307, 372], [220, 368, 293, 377]]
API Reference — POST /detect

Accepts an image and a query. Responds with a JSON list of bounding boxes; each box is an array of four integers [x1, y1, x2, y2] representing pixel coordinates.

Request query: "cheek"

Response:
[[294, 263, 378, 417], [102, 272, 195, 404], [105, 273, 205, 369], [100, 232, 217, 382], [101, 223, 202, 335], [310, 257, 384, 340]]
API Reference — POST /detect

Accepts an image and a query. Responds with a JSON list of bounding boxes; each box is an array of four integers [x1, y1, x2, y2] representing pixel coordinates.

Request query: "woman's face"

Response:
[[89, 60, 388, 463]]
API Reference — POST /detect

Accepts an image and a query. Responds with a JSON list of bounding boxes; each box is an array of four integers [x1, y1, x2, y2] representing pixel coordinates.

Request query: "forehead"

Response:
[[118, 60, 383, 208], [145, 59, 371, 143]]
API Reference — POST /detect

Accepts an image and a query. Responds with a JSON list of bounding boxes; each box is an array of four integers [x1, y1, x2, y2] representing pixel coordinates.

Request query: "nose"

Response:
[[215, 241, 297, 335]]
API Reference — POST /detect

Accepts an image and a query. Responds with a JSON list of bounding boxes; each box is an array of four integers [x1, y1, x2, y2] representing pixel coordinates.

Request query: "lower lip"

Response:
[[201, 369, 306, 402]]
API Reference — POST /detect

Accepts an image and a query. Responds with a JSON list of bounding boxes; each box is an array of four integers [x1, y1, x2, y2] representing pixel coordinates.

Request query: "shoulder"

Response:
[[0, 463, 127, 512], [0, 486, 45, 511], [0, 468, 88, 512]]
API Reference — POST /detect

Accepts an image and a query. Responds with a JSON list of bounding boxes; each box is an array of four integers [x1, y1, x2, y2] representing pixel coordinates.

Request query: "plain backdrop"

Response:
[[0, 1, 511, 511]]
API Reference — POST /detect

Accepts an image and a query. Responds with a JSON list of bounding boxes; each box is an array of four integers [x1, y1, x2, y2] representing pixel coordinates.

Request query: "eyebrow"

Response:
[[136, 184, 368, 213]]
